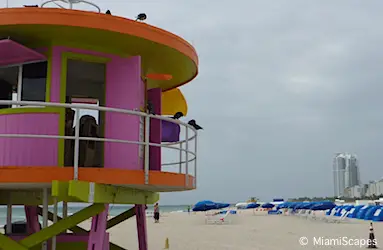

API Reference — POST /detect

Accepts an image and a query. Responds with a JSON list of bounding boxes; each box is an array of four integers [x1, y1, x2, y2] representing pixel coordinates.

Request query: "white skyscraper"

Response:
[[333, 153, 360, 197]]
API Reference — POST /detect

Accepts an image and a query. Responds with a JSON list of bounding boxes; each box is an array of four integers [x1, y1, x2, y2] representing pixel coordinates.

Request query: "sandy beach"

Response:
[[77, 209, 383, 250]]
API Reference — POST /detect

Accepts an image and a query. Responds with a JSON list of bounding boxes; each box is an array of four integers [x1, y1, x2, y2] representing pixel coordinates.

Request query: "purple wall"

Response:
[[51, 47, 145, 170], [147, 89, 162, 171], [0, 113, 59, 166]]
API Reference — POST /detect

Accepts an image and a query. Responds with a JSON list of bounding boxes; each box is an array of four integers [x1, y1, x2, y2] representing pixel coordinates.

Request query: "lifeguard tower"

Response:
[[0, 1, 199, 250]]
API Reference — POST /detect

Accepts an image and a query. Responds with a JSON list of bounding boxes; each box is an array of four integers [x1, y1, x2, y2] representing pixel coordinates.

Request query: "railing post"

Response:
[[42, 188, 48, 250], [179, 142, 183, 174], [194, 133, 197, 188], [144, 115, 150, 184], [6, 197, 11, 235], [52, 197, 58, 250], [185, 127, 189, 187], [73, 108, 80, 180]]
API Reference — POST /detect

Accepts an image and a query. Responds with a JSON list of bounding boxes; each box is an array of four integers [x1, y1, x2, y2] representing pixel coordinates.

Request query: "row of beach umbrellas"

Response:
[[192, 200, 275, 212], [276, 201, 336, 211]]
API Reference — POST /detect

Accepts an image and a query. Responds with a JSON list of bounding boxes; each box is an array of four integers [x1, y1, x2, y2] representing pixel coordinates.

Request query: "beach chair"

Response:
[[205, 210, 232, 224], [326, 210, 350, 223]]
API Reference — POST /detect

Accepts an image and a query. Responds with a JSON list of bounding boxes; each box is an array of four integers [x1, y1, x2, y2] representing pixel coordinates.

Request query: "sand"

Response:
[[79, 209, 383, 250]]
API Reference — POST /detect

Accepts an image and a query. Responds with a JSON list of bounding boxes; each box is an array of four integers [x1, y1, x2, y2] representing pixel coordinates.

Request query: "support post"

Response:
[[25, 206, 40, 234], [52, 198, 58, 250], [135, 204, 148, 250], [6, 202, 12, 235], [194, 134, 197, 188], [63, 201, 68, 233], [73, 108, 80, 180], [144, 115, 150, 184], [179, 142, 183, 173], [87, 204, 109, 250], [42, 188, 48, 250], [147, 88, 162, 171], [185, 127, 189, 187]]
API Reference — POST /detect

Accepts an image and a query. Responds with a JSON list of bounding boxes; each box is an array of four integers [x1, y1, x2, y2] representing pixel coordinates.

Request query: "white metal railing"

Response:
[[0, 100, 197, 188], [41, 0, 101, 12]]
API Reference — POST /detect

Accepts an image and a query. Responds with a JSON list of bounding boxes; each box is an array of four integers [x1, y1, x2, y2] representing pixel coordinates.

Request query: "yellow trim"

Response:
[[0, 107, 61, 115], [58, 51, 110, 167], [0, 233, 28, 250], [20, 204, 105, 248], [62, 52, 111, 64], [45, 47, 52, 102]]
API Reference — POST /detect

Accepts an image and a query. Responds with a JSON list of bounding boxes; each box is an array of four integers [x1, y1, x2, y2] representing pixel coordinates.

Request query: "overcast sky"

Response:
[[7, 0, 383, 205]]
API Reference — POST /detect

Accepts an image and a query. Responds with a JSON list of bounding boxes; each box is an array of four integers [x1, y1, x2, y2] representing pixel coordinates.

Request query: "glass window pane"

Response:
[[21, 62, 47, 102], [0, 66, 19, 109]]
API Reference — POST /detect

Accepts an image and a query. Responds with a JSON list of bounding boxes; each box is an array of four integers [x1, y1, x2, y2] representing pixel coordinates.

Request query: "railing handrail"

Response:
[[0, 100, 197, 188], [0, 100, 198, 135]]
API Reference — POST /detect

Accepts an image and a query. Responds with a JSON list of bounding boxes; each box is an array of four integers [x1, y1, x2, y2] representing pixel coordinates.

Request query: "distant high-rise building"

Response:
[[333, 153, 360, 197]]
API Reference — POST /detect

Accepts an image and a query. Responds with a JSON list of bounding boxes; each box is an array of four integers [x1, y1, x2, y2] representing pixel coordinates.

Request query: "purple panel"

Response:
[[10, 234, 89, 242], [0, 113, 59, 166], [0, 40, 46, 67], [147, 88, 162, 171], [161, 120, 180, 142], [105, 56, 143, 170]]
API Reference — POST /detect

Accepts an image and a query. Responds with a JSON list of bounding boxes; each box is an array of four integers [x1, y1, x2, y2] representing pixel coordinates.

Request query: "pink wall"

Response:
[[105, 56, 142, 170], [0, 113, 59, 166], [51, 47, 144, 170], [147, 89, 162, 171]]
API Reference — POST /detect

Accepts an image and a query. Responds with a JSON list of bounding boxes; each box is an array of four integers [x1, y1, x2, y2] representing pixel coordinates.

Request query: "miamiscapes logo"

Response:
[[313, 236, 377, 247]]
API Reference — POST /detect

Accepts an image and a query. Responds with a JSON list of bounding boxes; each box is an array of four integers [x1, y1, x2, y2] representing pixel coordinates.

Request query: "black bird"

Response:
[[172, 112, 184, 119], [106, 10, 112, 15], [24, 5, 38, 7], [136, 13, 147, 21], [188, 120, 203, 130], [146, 100, 155, 115]]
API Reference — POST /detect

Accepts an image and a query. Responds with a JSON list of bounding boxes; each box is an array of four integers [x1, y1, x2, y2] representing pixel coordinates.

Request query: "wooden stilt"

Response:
[[24, 206, 40, 234], [135, 204, 148, 250], [87, 204, 109, 250]]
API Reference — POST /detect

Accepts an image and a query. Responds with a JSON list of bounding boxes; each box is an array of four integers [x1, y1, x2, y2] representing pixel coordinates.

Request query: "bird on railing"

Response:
[[146, 100, 155, 115], [188, 120, 203, 130], [172, 112, 184, 119], [106, 10, 111, 15], [136, 13, 147, 21]]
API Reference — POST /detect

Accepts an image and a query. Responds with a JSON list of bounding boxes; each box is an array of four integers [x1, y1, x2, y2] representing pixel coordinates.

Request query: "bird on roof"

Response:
[[136, 13, 147, 21], [188, 120, 203, 130], [106, 10, 111, 15], [172, 112, 184, 119]]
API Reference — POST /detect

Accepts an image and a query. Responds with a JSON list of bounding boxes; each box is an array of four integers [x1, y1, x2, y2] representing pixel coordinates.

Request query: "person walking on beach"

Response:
[[154, 203, 160, 223], [187, 205, 191, 214]]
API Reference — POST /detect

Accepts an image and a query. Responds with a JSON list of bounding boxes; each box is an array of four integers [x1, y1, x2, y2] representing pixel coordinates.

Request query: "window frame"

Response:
[[0, 60, 48, 107]]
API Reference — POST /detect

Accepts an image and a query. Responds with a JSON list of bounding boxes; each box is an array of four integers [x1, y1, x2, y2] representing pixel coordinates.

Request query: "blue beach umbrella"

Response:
[[310, 202, 336, 211], [192, 200, 217, 212], [261, 203, 275, 209], [246, 203, 260, 209], [216, 202, 230, 209]]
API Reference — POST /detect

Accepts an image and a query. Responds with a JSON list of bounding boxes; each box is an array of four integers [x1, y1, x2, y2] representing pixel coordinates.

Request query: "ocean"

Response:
[[0, 204, 189, 226]]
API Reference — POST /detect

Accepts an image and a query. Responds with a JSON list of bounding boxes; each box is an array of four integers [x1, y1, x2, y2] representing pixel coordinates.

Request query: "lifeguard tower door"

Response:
[[65, 59, 106, 168]]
